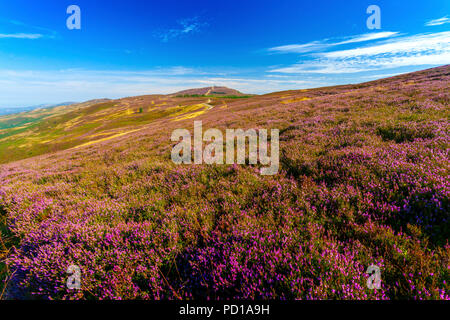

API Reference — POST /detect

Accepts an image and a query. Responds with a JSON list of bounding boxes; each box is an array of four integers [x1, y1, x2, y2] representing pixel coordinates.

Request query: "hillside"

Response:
[[0, 66, 448, 299], [0, 94, 245, 163]]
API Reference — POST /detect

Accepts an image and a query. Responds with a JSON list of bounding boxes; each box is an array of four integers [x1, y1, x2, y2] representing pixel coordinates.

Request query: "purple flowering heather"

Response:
[[0, 66, 449, 300]]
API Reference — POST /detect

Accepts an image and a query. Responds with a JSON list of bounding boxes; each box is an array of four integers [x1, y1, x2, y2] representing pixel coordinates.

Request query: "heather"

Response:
[[0, 66, 449, 299]]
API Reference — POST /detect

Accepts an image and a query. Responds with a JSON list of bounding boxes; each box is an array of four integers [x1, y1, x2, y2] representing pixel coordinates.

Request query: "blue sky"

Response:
[[0, 0, 449, 108]]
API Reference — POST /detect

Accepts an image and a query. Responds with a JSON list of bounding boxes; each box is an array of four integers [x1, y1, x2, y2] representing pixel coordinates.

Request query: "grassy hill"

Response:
[[0, 66, 448, 299], [0, 95, 249, 163], [170, 86, 247, 97]]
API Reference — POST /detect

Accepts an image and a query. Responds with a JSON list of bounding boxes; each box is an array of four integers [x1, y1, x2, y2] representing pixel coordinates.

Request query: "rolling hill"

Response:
[[0, 94, 243, 163], [171, 86, 248, 97], [0, 66, 448, 300]]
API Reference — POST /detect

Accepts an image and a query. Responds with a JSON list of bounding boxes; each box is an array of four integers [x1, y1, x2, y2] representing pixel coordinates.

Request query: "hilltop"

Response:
[[0, 66, 448, 300], [171, 86, 247, 97]]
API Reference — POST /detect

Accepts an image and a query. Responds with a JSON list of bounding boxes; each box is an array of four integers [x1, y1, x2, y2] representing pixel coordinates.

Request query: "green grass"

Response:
[[0, 98, 221, 163], [0, 116, 47, 130]]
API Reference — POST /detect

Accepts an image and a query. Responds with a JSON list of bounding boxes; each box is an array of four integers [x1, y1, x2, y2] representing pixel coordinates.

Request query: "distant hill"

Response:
[[0, 102, 78, 116], [171, 86, 247, 97], [0, 100, 114, 117], [1, 67, 449, 164]]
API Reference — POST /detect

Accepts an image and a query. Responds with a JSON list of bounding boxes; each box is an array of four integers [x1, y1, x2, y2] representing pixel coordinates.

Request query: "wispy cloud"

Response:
[[322, 32, 450, 58], [268, 32, 399, 54], [269, 31, 450, 74], [155, 17, 207, 42], [0, 67, 320, 107], [7, 19, 57, 34], [425, 16, 450, 26], [0, 33, 43, 39], [0, 19, 57, 40]]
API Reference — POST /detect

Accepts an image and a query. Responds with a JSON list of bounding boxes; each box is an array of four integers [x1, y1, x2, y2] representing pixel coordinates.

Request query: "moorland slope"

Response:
[[0, 66, 448, 299]]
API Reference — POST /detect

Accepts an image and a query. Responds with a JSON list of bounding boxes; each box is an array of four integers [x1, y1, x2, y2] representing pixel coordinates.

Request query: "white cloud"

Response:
[[336, 32, 400, 45], [322, 31, 450, 58], [270, 63, 373, 74], [268, 32, 399, 54], [155, 17, 207, 42], [269, 31, 450, 74], [0, 19, 57, 39], [7, 19, 56, 34], [0, 67, 319, 107], [361, 72, 403, 79], [0, 33, 43, 39], [425, 16, 450, 26]]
